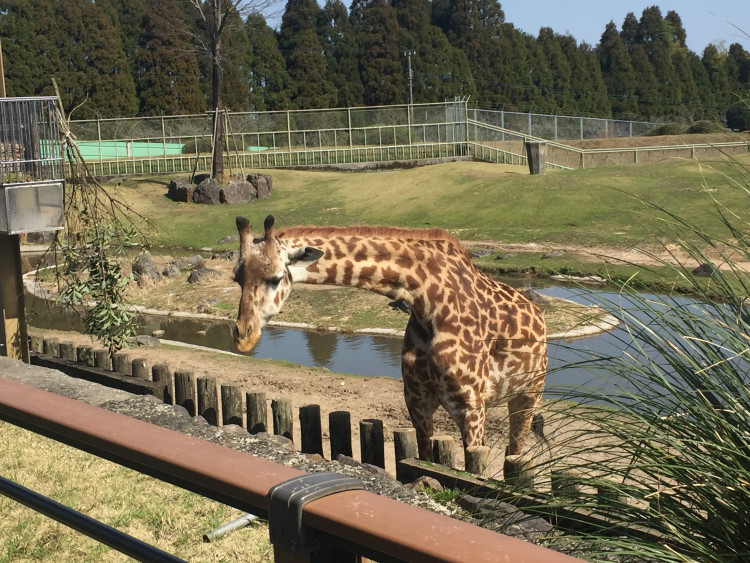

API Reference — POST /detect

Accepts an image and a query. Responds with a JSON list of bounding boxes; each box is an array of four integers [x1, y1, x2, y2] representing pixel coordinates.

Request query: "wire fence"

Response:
[[65, 102, 749, 177]]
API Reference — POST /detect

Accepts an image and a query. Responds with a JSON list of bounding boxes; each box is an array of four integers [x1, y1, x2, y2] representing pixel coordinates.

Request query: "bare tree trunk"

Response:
[[210, 3, 225, 183]]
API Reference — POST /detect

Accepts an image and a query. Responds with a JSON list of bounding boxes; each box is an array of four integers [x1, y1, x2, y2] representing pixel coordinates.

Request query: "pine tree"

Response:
[[317, 0, 363, 107], [54, 0, 138, 118], [0, 0, 60, 97], [688, 51, 718, 120], [245, 13, 293, 110], [619, 12, 638, 53], [598, 22, 637, 117], [664, 10, 687, 48], [391, 0, 475, 104], [560, 36, 610, 116], [630, 44, 661, 118], [108, 0, 148, 79], [537, 28, 574, 113], [136, 0, 206, 115], [279, 0, 335, 108], [350, 0, 404, 105], [702, 44, 732, 116]]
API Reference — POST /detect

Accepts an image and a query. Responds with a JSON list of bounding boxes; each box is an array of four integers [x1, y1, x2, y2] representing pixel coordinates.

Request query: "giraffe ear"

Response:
[[288, 246, 324, 266], [286, 245, 324, 280]]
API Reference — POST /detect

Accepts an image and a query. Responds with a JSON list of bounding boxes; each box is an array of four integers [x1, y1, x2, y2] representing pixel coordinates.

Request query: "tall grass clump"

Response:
[[533, 155, 750, 561]]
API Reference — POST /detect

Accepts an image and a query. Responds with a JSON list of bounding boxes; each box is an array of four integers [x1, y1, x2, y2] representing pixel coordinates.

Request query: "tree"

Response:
[[136, 0, 206, 115], [279, 0, 335, 108], [245, 13, 293, 110], [702, 44, 732, 116], [726, 99, 750, 130], [630, 44, 661, 118], [598, 21, 637, 117], [537, 28, 574, 113], [53, 0, 138, 118], [351, 0, 404, 105], [181, 0, 278, 181], [561, 37, 610, 116], [317, 0, 363, 107]]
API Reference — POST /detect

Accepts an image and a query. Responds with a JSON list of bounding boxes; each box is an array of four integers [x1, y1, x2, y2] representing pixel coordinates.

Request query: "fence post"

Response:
[[174, 369, 196, 416], [272, 397, 293, 441], [94, 349, 111, 371], [43, 337, 59, 358], [152, 363, 173, 405], [430, 435, 454, 469], [465, 445, 491, 477], [113, 352, 131, 375], [132, 358, 149, 380], [360, 419, 385, 469], [59, 341, 76, 362], [197, 376, 219, 426], [221, 385, 243, 427], [76, 345, 93, 366], [394, 428, 418, 483], [299, 404, 323, 456], [329, 411, 352, 459], [247, 391, 267, 434]]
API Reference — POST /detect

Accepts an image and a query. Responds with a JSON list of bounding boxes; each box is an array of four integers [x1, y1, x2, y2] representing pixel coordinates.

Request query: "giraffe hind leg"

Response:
[[507, 390, 543, 456]]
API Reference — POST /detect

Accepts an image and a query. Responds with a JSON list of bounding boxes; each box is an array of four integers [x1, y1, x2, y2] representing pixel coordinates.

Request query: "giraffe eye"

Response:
[[266, 275, 283, 288]]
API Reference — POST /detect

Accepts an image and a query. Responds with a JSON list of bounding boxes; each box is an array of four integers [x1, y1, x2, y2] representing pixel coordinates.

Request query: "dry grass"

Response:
[[0, 421, 272, 562]]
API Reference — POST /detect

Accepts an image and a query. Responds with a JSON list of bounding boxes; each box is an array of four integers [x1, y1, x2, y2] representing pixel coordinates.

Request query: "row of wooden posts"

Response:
[[30, 335, 495, 479]]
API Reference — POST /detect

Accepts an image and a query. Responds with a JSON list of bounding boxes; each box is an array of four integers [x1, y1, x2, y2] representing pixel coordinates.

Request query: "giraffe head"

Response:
[[232, 215, 322, 353]]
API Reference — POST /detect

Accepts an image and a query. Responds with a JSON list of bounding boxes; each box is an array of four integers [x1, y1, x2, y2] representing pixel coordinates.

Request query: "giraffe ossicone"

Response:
[[233, 215, 548, 468]]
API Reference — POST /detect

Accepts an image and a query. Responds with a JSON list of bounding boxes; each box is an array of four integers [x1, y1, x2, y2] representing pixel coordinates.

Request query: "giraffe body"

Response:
[[233, 216, 548, 465]]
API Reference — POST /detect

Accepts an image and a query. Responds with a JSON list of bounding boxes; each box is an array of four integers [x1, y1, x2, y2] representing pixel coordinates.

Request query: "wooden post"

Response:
[[221, 384, 243, 427], [504, 453, 535, 488], [59, 341, 76, 361], [113, 352, 131, 375], [76, 345, 94, 366], [94, 349, 112, 370], [43, 338, 59, 357], [151, 363, 173, 405], [299, 404, 323, 456], [360, 419, 385, 469], [329, 411, 352, 459], [246, 391, 267, 434], [30, 335, 43, 353], [394, 428, 418, 483], [551, 469, 583, 497], [197, 376, 219, 426], [131, 358, 149, 380], [465, 446, 491, 478], [174, 369, 196, 416], [272, 398, 293, 440], [0, 234, 30, 363], [430, 435, 455, 469]]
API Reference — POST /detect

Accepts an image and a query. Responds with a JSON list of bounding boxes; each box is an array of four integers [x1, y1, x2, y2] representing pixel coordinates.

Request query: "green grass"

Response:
[[116, 156, 750, 252]]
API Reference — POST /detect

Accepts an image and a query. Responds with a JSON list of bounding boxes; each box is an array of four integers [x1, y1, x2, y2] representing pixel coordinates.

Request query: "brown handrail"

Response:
[[0, 376, 580, 562]]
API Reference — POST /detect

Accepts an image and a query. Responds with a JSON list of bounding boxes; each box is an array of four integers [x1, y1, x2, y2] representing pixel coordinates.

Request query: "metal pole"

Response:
[[0, 36, 6, 97]]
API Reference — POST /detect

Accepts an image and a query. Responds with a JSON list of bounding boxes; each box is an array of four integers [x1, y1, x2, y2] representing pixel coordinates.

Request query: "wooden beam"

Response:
[[0, 234, 29, 362]]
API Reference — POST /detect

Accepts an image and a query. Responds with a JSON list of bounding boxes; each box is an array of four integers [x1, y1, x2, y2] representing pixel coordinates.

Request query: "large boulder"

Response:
[[167, 177, 194, 202], [247, 173, 272, 200], [192, 178, 222, 205], [187, 267, 221, 284], [132, 251, 161, 286], [220, 179, 257, 204]]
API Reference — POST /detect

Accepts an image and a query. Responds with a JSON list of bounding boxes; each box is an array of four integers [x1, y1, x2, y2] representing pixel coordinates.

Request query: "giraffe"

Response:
[[232, 215, 548, 465]]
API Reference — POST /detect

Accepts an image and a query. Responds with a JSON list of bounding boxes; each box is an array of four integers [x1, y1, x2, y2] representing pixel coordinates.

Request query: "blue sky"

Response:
[[501, 1, 749, 54]]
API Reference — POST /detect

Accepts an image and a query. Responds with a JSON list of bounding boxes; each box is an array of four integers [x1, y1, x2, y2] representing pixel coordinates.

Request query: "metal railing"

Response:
[[0, 376, 580, 562], [64, 101, 750, 177]]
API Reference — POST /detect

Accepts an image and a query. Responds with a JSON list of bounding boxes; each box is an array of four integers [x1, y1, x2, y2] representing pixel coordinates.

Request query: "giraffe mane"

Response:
[[277, 225, 468, 250]]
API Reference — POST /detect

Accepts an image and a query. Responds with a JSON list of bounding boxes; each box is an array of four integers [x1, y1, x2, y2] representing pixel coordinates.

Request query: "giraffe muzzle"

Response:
[[233, 324, 262, 353]]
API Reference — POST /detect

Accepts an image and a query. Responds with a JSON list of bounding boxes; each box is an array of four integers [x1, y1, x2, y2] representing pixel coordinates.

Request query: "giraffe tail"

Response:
[[532, 413, 546, 441]]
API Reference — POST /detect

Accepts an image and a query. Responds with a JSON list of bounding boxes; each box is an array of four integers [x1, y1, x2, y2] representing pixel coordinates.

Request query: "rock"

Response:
[[221, 424, 247, 435], [495, 253, 514, 260], [470, 249, 495, 258], [541, 251, 564, 259], [217, 235, 239, 245], [692, 263, 716, 277], [247, 173, 272, 200], [405, 476, 444, 493], [162, 264, 181, 278], [131, 251, 161, 286], [457, 495, 553, 540], [171, 405, 191, 418], [212, 250, 237, 261], [304, 453, 326, 463], [336, 454, 390, 478], [521, 288, 549, 308], [197, 299, 220, 314], [193, 178, 222, 205], [167, 177, 194, 202], [151, 330, 165, 338], [187, 255, 205, 270], [187, 267, 220, 284], [134, 335, 161, 347], [220, 180, 257, 204]]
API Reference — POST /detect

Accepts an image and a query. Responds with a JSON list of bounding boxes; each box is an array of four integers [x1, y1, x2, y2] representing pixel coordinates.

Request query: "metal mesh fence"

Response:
[[63, 102, 748, 176]]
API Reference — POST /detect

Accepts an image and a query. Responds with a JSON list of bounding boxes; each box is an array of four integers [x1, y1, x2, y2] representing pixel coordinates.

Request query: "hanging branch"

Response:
[[47, 83, 155, 355]]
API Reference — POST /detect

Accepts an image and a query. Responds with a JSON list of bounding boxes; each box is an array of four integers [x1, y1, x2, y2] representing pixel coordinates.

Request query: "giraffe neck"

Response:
[[279, 226, 476, 319]]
